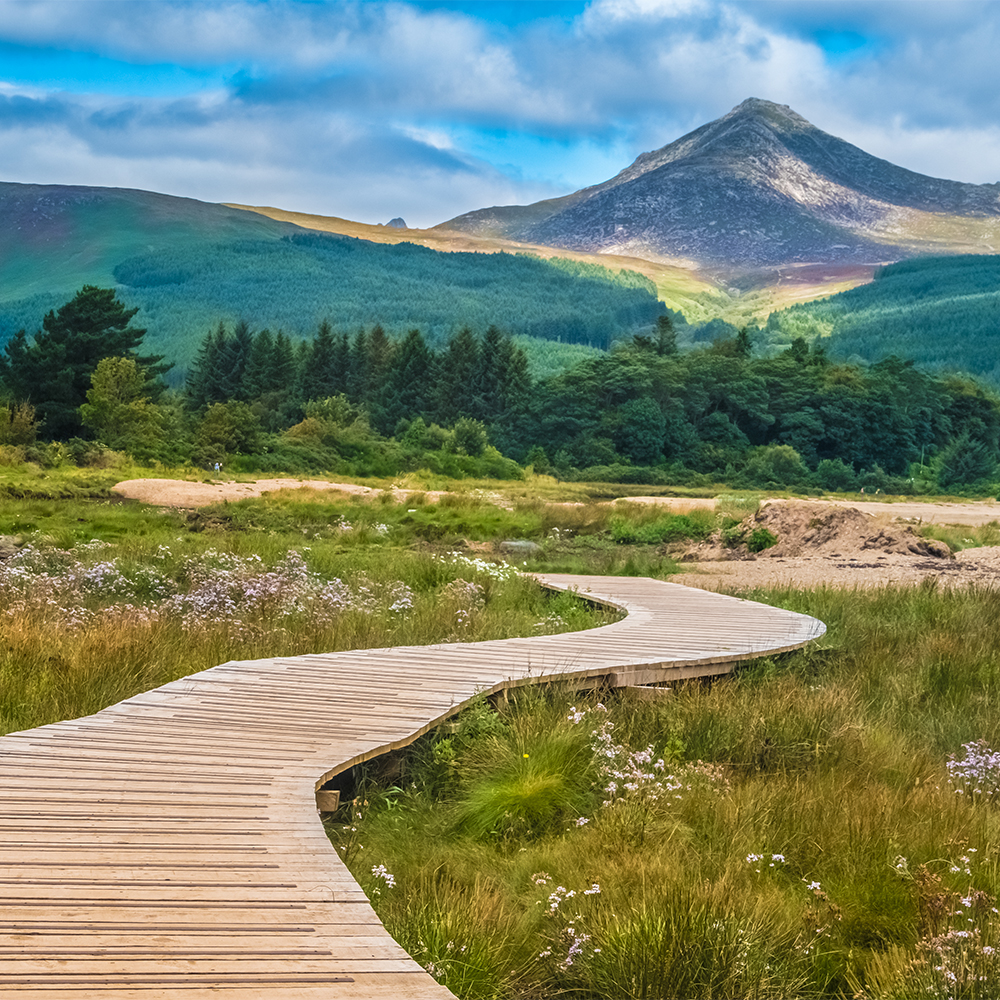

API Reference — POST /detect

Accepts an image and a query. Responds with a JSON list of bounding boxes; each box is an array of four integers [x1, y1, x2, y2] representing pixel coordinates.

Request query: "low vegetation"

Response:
[[6, 479, 1000, 997], [330, 582, 1000, 999], [0, 489, 626, 735]]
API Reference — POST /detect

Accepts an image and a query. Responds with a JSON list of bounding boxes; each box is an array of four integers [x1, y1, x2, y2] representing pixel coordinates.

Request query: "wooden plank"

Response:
[[0, 574, 825, 999]]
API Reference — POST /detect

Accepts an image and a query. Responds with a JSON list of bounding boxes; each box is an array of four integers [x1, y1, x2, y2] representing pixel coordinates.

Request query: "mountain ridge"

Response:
[[438, 99, 1000, 269]]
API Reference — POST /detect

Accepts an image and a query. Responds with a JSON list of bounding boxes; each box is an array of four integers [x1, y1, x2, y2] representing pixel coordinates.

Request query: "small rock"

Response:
[[0, 534, 23, 559], [500, 540, 542, 557]]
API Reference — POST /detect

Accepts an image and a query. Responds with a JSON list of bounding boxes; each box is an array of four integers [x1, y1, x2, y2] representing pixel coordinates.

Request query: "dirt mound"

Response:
[[683, 502, 952, 562]]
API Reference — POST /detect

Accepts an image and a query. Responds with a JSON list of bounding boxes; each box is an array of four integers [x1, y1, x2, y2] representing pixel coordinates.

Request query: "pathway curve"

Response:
[[0, 574, 825, 999]]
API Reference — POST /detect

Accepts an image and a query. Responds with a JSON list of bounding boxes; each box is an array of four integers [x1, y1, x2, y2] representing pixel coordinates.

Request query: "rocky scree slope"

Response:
[[440, 99, 1000, 269]]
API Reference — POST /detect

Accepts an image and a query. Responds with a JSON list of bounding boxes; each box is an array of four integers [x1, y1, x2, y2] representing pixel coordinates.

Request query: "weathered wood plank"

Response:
[[0, 574, 824, 998]]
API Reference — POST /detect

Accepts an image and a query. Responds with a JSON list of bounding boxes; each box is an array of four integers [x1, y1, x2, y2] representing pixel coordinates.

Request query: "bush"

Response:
[[609, 510, 715, 545], [742, 444, 811, 487], [450, 418, 488, 457], [816, 458, 857, 492], [746, 527, 779, 552]]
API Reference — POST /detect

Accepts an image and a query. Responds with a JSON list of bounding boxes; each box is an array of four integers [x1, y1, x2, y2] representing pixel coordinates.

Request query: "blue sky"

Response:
[[1, 0, 998, 227]]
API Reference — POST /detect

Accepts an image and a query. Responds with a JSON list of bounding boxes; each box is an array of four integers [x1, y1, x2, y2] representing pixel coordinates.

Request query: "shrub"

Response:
[[609, 510, 715, 545], [742, 444, 810, 487], [746, 527, 779, 553], [816, 458, 857, 492]]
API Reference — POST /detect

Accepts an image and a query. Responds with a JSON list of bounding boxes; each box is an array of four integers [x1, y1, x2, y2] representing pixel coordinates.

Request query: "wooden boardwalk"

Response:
[[0, 574, 825, 999]]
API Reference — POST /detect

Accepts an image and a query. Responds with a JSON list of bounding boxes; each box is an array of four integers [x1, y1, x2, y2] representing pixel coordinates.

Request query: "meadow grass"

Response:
[[919, 520, 1000, 551], [329, 582, 1000, 999], [12, 479, 1000, 996], [0, 491, 621, 735]]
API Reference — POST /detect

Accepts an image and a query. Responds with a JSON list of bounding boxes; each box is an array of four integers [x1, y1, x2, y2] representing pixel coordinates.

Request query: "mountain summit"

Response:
[[439, 99, 1000, 269]]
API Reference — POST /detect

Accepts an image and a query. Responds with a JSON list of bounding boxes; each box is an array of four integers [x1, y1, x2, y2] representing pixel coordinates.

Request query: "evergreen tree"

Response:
[[433, 327, 478, 424], [655, 314, 678, 356], [472, 325, 505, 422], [333, 331, 351, 396], [489, 335, 531, 453], [241, 328, 276, 399], [367, 324, 395, 393], [2, 285, 169, 439], [365, 324, 396, 433], [185, 323, 228, 410], [293, 338, 312, 399], [471, 326, 528, 425], [251, 330, 304, 434], [301, 320, 340, 401], [380, 328, 432, 433], [272, 332, 298, 392], [219, 320, 253, 400], [348, 328, 370, 402]]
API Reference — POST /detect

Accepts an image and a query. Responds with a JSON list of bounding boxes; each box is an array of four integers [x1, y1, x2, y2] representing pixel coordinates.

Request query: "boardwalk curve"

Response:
[[1, 574, 825, 999]]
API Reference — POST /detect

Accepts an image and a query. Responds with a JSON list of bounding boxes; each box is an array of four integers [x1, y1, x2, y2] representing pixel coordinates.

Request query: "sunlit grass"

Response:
[[0, 490, 621, 735], [332, 582, 1000, 999]]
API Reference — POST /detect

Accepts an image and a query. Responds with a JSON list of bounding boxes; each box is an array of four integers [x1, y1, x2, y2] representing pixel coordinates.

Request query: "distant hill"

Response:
[[440, 98, 1000, 271], [764, 254, 1000, 386], [0, 182, 664, 378], [0, 182, 298, 297]]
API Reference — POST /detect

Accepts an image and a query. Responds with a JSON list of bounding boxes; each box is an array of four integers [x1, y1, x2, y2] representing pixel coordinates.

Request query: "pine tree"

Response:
[[471, 325, 506, 422], [219, 320, 254, 400], [380, 328, 432, 433], [655, 314, 678, 356], [242, 328, 276, 399], [185, 323, 229, 410], [272, 332, 298, 392], [368, 324, 394, 392], [293, 338, 312, 399], [2, 285, 169, 439], [433, 327, 479, 425], [301, 320, 339, 401], [332, 331, 351, 396], [348, 328, 370, 402]]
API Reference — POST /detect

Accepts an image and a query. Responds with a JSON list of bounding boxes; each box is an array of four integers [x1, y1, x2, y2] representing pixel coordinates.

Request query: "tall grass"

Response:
[[0, 495, 617, 735], [330, 583, 1000, 999], [919, 519, 1000, 551]]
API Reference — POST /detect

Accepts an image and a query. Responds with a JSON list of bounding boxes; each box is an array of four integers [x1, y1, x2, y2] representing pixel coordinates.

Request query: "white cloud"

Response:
[[1, 0, 1000, 222]]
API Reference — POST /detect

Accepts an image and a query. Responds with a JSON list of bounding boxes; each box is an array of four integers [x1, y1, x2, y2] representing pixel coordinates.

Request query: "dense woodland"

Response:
[[0, 233, 664, 376], [3, 285, 1000, 493], [765, 254, 1000, 386]]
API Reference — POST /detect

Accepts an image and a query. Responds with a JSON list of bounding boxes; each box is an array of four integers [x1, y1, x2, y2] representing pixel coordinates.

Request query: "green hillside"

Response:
[[0, 182, 296, 298], [0, 183, 664, 379], [764, 255, 1000, 385]]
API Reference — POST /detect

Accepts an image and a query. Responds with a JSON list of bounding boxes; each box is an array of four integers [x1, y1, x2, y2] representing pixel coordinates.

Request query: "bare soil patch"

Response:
[[767, 495, 1000, 528], [676, 500, 1000, 591], [112, 478, 446, 508], [113, 479, 1000, 591], [621, 494, 1000, 527]]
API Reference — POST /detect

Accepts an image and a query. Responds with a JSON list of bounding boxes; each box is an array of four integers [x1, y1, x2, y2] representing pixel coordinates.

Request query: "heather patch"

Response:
[[0, 542, 417, 634], [328, 585, 1000, 1000], [0, 528, 616, 736]]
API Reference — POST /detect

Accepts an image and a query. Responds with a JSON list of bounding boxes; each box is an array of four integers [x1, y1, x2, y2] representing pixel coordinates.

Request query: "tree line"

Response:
[[3, 285, 1000, 493], [184, 318, 529, 438]]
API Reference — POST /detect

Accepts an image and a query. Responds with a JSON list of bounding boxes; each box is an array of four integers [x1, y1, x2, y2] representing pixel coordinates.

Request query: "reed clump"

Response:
[[331, 583, 1000, 999]]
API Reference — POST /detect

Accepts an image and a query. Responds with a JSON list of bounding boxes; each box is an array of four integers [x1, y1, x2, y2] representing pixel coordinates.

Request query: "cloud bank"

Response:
[[0, 0, 998, 226]]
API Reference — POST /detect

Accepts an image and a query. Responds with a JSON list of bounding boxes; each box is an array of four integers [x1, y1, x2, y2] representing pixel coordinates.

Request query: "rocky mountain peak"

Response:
[[440, 100, 1000, 270], [727, 97, 810, 127]]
